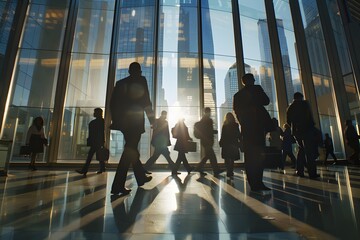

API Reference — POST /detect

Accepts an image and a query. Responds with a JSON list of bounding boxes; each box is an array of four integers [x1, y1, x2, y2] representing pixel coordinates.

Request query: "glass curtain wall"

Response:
[[238, 0, 279, 119], [326, 0, 360, 131], [0, 0, 18, 78], [273, 0, 303, 102], [298, 0, 343, 157], [157, 0, 200, 162], [2, 0, 69, 162], [58, 0, 115, 161], [202, 0, 237, 159], [109, 0, 156, 163]]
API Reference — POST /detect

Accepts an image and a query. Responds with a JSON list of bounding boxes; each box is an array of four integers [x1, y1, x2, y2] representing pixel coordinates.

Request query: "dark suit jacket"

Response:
[[87, 118, 105, 148], [286, 100, 314, 137], [233, 84, 270, 148], [110, 75, 154, 134], [151, 118, 171, 148]]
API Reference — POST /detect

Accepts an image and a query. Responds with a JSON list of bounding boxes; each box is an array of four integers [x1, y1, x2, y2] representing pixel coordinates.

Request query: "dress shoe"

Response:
[[96, 171, 105, 174], [111, 188, 131, 195], [295, 171, 305, 177], [214, 169, 225, 176], [172, 171, 181, 175], [144, 170, 152, 175], [187, 167, 194, 174], [226, 172, 234, 177], [75, 169, 87, 176], [138, 176, 152, 186]]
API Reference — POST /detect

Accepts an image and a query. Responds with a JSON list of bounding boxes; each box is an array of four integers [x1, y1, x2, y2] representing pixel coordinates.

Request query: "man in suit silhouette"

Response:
[[287, 92, 319, 179], [233, 73, 272, 191], [110, 62, 154, 195]]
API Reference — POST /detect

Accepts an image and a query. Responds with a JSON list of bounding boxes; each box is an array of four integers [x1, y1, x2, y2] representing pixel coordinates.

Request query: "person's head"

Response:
[[160, 110, 167, 119], [33, 117, 44, 130], [241, 73, 255, 86], [204, 107, 211, 117], [224, 112, 235, 124], [346, 119, 353, 126], [93, 108, 103, 118], [283, 123, 290, 129], [293, 92, 304, 101], [128, 62, 142, 76]]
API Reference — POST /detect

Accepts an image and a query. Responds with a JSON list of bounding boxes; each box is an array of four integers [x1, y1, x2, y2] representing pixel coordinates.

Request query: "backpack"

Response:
[[193, 121, 202, 139]]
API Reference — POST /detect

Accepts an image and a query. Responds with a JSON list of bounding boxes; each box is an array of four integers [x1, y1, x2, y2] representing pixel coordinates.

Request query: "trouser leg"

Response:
[[82, 147, 97, 173]]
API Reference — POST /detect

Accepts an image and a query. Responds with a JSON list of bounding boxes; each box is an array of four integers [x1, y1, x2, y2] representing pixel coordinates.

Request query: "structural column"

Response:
[[231, 0, 245, 89], [289, 0, 321, 128], [48, 0, 79, 164], [264, 0, 290, 126], [316, 0, 351, 136], [0, 0, 29, 137]]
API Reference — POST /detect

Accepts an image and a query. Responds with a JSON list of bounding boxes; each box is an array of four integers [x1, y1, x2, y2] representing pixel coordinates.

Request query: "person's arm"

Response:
[[254, 85, 270, 106], [142, 76, 155, 125]]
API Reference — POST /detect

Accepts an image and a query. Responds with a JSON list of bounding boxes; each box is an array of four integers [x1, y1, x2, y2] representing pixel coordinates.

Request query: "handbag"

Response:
[[185, 141, 197, 152], [96, 147, 110, 162], [19, 145, 31, 156]]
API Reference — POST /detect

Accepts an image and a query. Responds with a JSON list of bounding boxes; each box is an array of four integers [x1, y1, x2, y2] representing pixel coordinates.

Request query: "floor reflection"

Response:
[[0, 166, 359, 239]]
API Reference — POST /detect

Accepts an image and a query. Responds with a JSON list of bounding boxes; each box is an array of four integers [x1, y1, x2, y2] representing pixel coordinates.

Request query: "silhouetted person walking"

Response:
[[144, 111, 175, 172], [344, 120, 360, 165], [26, 116, 47, 171], [76, 108, 105, 176], [269, 118, 283, 170], [233, 73, 272, 191], [171, 118, 193, 175], [323, 133, 338, 165], [219, 112, 242, 177], [110, 62, 154, 195], [195, 107, 222, 176], [281, 123, 297, 168], [287, 92, 319, 179]]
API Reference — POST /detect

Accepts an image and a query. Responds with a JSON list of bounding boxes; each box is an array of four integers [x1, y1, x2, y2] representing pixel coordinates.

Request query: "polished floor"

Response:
[[0, 165, 360, 240]]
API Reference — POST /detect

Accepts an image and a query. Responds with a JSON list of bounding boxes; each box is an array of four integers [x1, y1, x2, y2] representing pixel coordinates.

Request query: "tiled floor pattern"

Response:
[[1, 165, 360, 239]]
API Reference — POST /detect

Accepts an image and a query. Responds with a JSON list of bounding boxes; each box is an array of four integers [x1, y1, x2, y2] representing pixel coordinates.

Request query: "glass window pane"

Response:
[[118, 6, 155, 53], [58, 2, 114, 161], [299, 0, 344, 158], [160, 6, 198, 53], [273, 0, 302, 102], [202, 6, 237, 160], [3, 0, 69, 162], [73, 6, 114, 54], [239, 0, 279, 119], [79, 0, 115, 10], [21, 3, 68, 51], [0, 1, 17, 77], [157, 52, 201, 163], [121, 0, 155, 7], [202, 0, 232, 12], [161, 0, 197, 7]]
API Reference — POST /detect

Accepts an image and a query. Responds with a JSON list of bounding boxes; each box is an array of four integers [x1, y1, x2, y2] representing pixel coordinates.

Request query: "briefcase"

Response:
[[96, 147, 109, 162], [262, 146, 281, 169], [186, 141, 197, 152]]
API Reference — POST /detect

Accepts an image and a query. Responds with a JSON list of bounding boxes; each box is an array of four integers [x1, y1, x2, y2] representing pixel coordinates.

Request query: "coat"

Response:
[[26, 125, 47, 153], [87, 118, 105, 148], [233, 84, 270, 149], [110, 75, 154, 134], [151, 117, 171, 148], [172, 122, 191, 153], [286, 100, 315, 137], [219, 122, 241, 160]]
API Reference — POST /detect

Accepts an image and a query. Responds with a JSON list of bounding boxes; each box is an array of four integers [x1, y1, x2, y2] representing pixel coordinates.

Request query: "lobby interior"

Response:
[[1, 0, 360, 239]]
